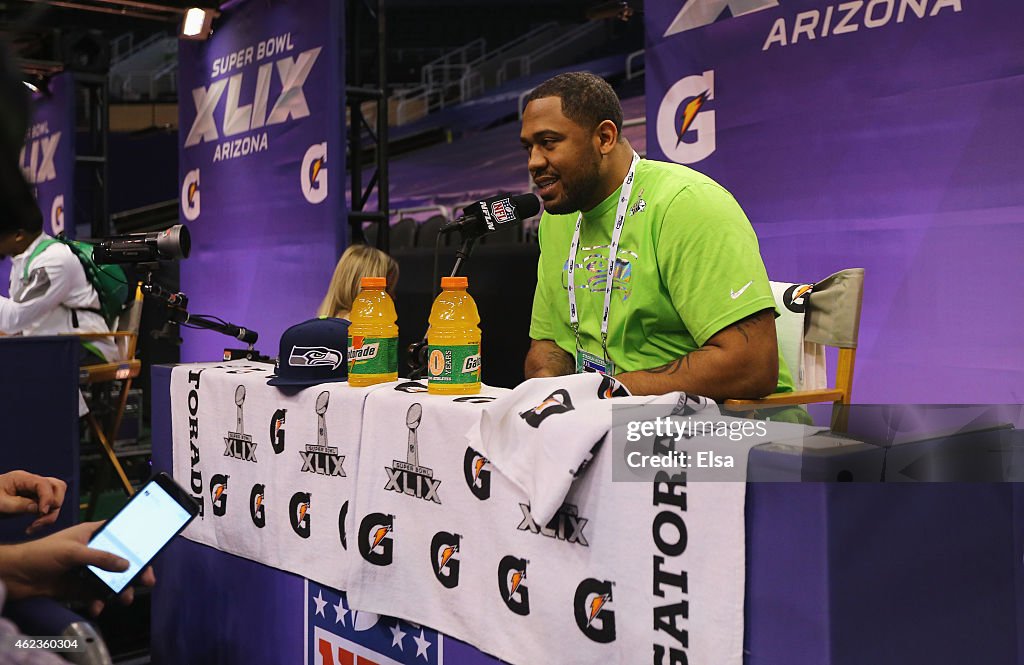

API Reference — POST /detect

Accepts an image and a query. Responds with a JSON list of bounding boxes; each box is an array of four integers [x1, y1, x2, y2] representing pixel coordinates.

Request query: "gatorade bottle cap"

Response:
[[360, 277, 387, 288], [441, 276, 468, 289]]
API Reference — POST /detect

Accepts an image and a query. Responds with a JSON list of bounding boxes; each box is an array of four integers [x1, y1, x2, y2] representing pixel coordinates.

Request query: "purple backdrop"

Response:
[[177, 0, 345, 361], [1, 72, 76, 297], [645, 0, 1024, 402]]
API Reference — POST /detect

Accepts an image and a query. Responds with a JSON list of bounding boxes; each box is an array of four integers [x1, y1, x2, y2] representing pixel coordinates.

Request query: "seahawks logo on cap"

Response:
[[289, 346, 342, 369]]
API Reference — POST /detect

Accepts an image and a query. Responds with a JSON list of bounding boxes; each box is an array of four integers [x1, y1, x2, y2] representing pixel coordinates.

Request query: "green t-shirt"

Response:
[[529, 159, 795, 394]]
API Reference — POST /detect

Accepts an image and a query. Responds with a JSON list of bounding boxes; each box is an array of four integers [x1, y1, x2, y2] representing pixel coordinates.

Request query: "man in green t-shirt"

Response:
[[522, 72, 794, 399]]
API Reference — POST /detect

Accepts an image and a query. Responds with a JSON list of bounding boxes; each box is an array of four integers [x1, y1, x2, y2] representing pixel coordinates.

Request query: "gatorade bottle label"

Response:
[[427, 344, 481, 384], [348, 336, 398, 375]]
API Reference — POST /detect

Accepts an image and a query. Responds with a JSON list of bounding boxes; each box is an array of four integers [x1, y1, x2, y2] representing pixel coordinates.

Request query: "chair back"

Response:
[[771, 268, 864, 401], [112, 284, 145, 362]]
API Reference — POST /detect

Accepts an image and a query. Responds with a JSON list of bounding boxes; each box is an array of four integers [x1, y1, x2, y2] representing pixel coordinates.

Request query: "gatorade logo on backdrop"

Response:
[[358, 513, 394, 566], [210, 474, 228, 517], [181, 168, 201, 221], [657, 70, 716, 165], [301, 141, 328, 204], [663, 0, 778, 36], [50, 195, 65, 235], [250, 483, 266, 528], [430, 531, 462, 589], [498, 555, 530, 616], [270, 409, 287, 454], [519, 389, 575, 428], [463, 447, 491, 501], [574, 579, 616, 643], [289, 491, 311, 538]]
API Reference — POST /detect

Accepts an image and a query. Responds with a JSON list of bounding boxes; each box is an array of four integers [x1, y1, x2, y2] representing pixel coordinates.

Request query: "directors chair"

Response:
[[75, 283, 144, 505], [725, 268, 864, 430]]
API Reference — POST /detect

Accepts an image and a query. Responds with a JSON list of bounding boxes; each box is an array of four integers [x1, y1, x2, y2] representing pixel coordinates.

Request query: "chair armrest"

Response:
[[63, 332, 136, 340], [723, 388, 846, 411], [80, 359, 141, 384]]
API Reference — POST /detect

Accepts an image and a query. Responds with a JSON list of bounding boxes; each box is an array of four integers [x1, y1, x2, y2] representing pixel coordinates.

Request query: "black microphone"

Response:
[[441, 193, 540, 238]]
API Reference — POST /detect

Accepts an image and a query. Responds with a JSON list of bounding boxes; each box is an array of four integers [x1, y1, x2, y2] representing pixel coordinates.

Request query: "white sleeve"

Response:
[[0, 252, 76, 333]]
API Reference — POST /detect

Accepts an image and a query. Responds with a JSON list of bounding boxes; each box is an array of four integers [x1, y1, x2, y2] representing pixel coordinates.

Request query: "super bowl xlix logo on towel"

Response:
[[300, 391, 346, 477], [384, 403, 442, 504], [224, 385, 257, 462], [306, 583, 442, 665]]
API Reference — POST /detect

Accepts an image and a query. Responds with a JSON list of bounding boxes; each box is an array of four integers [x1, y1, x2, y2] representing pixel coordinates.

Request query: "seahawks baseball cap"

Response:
[[267, 317, 350, 387]]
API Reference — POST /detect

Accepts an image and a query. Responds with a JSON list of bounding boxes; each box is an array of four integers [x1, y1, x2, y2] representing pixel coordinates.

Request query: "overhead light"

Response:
[[181, 7, 215, 40], [23, 80, 39, 93]]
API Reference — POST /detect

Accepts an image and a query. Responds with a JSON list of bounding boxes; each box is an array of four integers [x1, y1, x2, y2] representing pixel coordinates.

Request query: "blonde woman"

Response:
[[317, 244, 399, 320]]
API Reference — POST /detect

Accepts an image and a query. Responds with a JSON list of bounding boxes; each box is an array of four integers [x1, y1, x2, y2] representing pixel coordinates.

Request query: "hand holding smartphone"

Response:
[[84, 472, 199, 595]]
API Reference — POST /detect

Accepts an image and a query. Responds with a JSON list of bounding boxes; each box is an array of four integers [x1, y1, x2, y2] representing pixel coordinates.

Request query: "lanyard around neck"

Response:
[[566, 152, 640, 363]]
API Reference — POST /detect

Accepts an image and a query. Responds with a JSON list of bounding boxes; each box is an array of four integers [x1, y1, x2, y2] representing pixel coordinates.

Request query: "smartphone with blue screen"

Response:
[[84, 472, 199, 594]]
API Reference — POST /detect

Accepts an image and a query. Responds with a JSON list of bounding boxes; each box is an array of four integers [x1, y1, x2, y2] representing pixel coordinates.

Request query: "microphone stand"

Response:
[[138, 264, 270, 363], [407, 231, 478, 380]]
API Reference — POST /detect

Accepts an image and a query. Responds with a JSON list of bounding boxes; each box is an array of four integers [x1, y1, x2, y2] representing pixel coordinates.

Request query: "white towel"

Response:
[[466, 373, 713, 525], [346, 380, 745, 665], [170, 361, 384, 590]]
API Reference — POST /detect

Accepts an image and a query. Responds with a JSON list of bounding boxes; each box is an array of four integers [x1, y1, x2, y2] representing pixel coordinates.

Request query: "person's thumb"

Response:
[[71, 545, 129, 573]]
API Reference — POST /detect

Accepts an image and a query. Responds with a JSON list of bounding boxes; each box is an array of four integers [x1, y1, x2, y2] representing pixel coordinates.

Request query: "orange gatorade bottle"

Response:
[[347, 277, 399, 386], [426, 276, 481, 394]]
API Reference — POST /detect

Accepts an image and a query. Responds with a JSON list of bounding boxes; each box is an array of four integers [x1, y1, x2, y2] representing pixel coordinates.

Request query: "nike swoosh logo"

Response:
[[730, 281, 753, 299]]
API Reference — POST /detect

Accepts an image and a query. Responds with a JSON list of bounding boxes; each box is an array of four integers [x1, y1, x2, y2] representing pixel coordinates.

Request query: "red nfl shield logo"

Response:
[[490, 198, 516, 223]]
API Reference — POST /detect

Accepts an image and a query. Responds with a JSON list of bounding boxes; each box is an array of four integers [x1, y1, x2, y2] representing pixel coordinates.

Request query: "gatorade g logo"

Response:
[[462, 355, 482, 373], [597, 374, 629, 399], [210, 474, 228, 517], [358, 512, 394, 566], [520, 389, 575, 428], [270, 409, 286, 454], [574, 579, 616, 643], [289, 491, 311, 539], [498, 555, 530, 616], [50, 195, 65, 235], [430, 531, 461, 589], [348, 338, 380, 361], [250, 483, 266, 528], [301, 142, 328, 204], [395, 381, 428, 393], [338, 501, 349, 550], [657, 70, 716, 165], [463, 447, 491, 501], [181, 168, 201, 221], [783, 284, 813, 314]]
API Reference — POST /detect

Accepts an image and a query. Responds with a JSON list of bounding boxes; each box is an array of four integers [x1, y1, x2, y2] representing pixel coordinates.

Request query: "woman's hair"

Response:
[[317, 244, 399, 318]]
